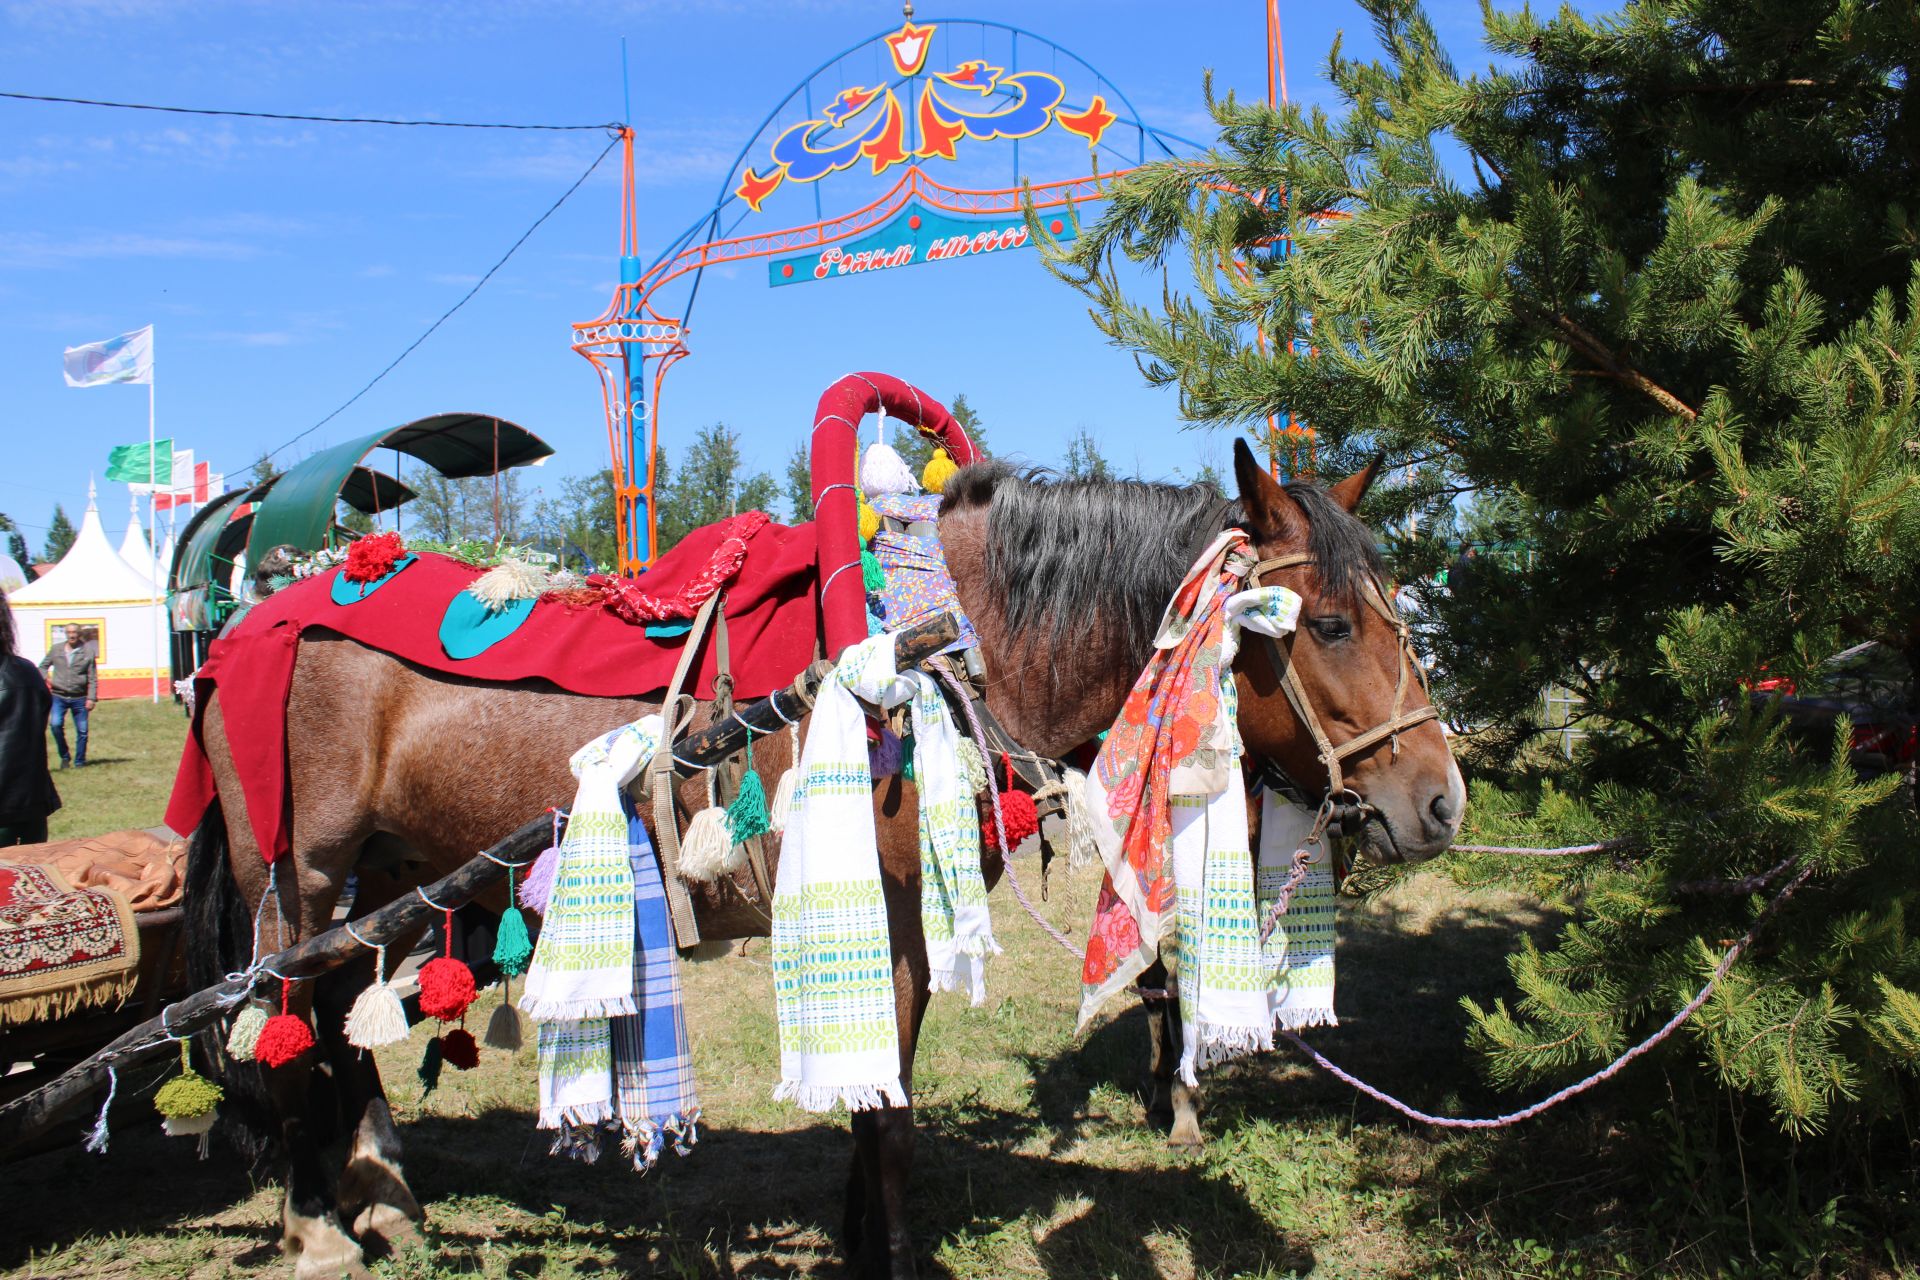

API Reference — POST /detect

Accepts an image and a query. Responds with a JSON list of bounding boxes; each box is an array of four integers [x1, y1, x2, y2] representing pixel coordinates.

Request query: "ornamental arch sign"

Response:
[[572, 15, 1201, 573]]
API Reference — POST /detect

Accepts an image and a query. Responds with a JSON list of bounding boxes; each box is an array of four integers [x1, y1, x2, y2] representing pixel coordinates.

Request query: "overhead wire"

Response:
[[0, 89, 617, 131], [269, 131, 623, 461]]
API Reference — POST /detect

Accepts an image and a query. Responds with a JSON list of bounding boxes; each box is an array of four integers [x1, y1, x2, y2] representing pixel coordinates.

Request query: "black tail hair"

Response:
[[184, 799, 279, 1173]]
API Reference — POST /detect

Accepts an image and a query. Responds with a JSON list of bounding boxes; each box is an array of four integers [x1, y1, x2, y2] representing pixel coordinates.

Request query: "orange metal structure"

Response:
[[572, 11, 1297, 573]]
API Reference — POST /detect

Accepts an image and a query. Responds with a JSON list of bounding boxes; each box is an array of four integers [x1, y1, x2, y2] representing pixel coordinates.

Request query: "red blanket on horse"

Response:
[[166, 516, 821, 864]]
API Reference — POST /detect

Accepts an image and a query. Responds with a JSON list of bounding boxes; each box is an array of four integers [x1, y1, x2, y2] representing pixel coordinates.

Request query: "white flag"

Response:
[[63, 325, 153, 387]]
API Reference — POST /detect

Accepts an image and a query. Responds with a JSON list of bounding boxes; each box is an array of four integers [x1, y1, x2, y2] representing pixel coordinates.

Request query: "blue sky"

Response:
[[0, 0, 1501, 552]]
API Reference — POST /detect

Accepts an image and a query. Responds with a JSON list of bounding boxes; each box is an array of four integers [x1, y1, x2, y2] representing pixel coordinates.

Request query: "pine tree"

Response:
[[0, 513, 27, 565], [949, 392, 989, 458], [783, 442, 813, 524], [1041, 0, 1920, 1140], [530, 471, 618, 572], [1062, 425, 1114, 480], [656, 423, 778, 550], [41, 505, 75, 563]]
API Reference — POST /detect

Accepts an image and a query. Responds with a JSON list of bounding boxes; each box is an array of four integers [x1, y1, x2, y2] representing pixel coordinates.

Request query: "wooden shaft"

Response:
[[670, 611, 959, 774], [0, 814, 553, 1155]]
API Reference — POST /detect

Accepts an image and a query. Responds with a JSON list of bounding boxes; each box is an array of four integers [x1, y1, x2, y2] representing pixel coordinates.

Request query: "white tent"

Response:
[[10, 483, 165, 699], [117, 494, 158, 585]]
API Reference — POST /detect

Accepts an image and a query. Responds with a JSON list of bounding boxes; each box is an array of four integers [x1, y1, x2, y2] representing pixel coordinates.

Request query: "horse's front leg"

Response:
[[845, 777, 932, 1279], [1162, 996, 1204, 1149]]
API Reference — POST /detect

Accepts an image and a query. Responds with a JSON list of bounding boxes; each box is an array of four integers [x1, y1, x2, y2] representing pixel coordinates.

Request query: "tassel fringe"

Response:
[[467, 558, 551, 610], [678, 804, 743, 882], [859, 441, 918, 499], [485, 999, 524, 1052], [772, 1078, 907, 1114]]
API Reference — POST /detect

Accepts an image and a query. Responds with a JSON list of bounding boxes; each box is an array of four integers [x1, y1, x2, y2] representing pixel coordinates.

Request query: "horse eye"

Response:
[[1310, 616, 1352, 641]]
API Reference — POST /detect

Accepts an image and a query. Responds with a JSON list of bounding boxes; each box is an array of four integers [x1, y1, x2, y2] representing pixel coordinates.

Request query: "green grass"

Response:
[[42, 697, 188, 840], [8, 721, 1916, 1278]]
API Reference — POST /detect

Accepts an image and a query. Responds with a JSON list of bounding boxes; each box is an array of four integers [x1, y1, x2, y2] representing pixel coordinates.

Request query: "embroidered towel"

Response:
[[772, 635, 912, 1112], [609, 811, 700, 1170], [525, 716, 660, 1129], [903, 671, 998, 1003]]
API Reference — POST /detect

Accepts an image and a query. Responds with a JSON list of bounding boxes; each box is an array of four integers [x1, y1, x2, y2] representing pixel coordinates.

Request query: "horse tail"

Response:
[[184, 798, 278, 1172]]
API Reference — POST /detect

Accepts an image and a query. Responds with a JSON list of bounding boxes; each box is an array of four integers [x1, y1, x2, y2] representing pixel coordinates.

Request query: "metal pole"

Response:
[[147, 342, 159, 703]]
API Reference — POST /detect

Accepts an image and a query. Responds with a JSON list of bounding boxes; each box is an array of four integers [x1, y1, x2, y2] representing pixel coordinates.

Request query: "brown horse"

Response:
[[182, 440, 1461, 1280]]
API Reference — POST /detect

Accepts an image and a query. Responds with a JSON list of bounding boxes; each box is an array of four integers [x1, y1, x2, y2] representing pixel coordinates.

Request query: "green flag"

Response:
[[105, 439, 174, 486]]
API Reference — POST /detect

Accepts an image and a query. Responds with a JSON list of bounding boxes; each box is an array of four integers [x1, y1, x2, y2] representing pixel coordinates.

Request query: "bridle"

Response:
[[1241, 550, 1440, 812]]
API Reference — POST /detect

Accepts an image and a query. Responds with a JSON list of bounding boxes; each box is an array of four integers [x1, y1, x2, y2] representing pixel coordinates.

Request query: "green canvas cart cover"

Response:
[[246, 414, 550, 558]]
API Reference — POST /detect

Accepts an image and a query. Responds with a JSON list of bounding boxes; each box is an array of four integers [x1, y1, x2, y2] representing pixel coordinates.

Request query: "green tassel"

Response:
[[493, 906, 533, 976], [727, 769, 771, 845], [861, 549, 885, 593], [155, 1040, 223, 1127], [901, 733, 916, 783], [418, 1036, 443, 1095]]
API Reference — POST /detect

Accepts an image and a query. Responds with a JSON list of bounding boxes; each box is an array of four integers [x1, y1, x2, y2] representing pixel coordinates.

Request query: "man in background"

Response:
[[37, 624, 96, 768]]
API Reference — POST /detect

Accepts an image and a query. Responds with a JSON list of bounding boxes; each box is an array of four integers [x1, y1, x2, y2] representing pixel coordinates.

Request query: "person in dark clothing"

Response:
[[0, 596, 60, 844], [38, 623, 96, 767]]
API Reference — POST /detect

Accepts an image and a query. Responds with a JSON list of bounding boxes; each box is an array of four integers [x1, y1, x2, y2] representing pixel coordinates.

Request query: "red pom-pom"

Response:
[[983, 790, 1039, 853], [343, 531, 405, 583], [417, 956, 476, 1022], [441, 1028, 480, 1070], [254, 1013, 315, 1068]]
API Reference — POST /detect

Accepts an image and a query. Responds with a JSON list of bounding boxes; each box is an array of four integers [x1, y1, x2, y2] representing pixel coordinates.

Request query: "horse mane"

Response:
[[1278, 477, 1388, 604], [940, 460, 1384, 668], [940, 461, 1236, 666]]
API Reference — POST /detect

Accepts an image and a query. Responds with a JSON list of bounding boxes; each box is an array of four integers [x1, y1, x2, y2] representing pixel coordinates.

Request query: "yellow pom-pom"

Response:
[[921, 447, 957, 494], [857, 497, 881, 544]]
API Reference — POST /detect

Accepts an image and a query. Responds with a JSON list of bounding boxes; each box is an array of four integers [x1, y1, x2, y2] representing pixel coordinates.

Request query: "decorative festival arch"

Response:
[[572, 14, 1212, 573]]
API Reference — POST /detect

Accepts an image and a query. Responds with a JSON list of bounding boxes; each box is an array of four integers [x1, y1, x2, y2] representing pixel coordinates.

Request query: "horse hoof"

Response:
[[290, 1236, 373, 1280], [353, 1203, 428, 1256], [1167, 1117, 1205, 1150]]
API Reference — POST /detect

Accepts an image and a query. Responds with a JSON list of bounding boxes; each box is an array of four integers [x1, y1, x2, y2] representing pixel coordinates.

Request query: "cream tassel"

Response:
[[225, 1001, 268, 1062], [466, 558, 551, 611], [344, 944, 410, 1050], [769, 722, 801, 834], [678, 773, 745, 881]]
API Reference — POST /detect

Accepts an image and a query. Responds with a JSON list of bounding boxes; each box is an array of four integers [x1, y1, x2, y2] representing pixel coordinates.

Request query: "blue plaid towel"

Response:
[[548, 809, 700, 1170]]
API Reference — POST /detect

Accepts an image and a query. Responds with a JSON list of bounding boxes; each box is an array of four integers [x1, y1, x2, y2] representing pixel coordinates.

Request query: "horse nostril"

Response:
[[1429, 791, 1457, 827]]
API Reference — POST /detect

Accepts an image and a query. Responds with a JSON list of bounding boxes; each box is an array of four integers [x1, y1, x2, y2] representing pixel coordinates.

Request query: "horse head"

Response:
[[1228, 440, 1465, 863]]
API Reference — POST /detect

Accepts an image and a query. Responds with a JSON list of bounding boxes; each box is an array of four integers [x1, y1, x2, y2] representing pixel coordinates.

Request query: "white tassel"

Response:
[[860, 440, 918, 499], [162, 1111, 218, 1138], [344, 946, 410, 1049], [768, 767, 798, 834], [1062, 766, 1100, 869], [769, 722, 801, 834], [678, 806, 743, 881], [467, 558, 551, 611]]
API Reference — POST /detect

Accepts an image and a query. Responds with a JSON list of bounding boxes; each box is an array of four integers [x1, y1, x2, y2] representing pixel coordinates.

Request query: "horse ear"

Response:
[[1232, 438, 1306, 545], [1326, 456, 1384, 513]]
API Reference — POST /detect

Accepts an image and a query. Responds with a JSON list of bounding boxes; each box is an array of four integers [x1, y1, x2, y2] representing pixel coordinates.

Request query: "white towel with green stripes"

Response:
[[772, 635, 911, 1113]]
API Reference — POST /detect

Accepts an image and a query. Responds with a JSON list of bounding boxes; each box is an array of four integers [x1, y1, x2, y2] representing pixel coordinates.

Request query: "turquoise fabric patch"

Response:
[[644, 621, 692, 639], [439, 590, 537, 659], [330, 555, 416, 605]]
